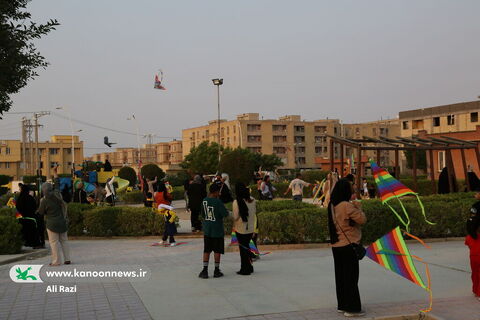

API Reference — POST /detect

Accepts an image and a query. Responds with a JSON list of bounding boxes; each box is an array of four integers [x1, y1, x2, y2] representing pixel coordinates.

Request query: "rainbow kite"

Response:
[[370, 160, 434, 232], [366, 227, 432, 312], [230, 231, 268, 256], [230, 231, 238, 245]]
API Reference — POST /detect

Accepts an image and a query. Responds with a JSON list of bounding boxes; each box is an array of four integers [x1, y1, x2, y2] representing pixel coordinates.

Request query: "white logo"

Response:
[[203, 201, 216, 221], [10, 265, 43, 283]]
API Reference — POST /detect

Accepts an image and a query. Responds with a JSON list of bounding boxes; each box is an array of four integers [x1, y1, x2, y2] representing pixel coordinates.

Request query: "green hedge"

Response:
[[0, 216, 23, 254], [0, 207, 15, 217], [120, 190, 145, 204], [75, 206, 164, 237], [251, 194, 476, 244]]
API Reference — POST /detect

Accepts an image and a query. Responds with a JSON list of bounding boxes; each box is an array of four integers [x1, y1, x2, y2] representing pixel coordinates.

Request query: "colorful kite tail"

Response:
[[230, 231, 239, 245], [249, 240, 260, 255], [415, 194, 436, 226], [386, 201, 411, 233]]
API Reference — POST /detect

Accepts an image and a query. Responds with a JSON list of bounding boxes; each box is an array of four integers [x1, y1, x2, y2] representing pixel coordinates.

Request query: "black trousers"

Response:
[[162, 222, 176, 243], [190, 207, 202, 231], [236, 232, 253, 273], [332, 245, 362, 312]]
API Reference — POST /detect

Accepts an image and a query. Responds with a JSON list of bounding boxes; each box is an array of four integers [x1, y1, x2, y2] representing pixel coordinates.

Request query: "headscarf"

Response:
[[235, 182, 250, 222], [327, 178, 353, 244], [221, 173, 231, 189], [193, 175, 202, 184], [41, 182, 67, 216]]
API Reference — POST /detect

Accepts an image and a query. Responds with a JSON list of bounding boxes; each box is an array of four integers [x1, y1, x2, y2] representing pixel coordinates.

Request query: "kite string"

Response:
[[415, 194, 436, 226], [386, 202, 410, 233]]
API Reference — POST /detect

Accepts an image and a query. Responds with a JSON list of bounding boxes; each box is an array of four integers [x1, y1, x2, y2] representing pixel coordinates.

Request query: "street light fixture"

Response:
[[212, 78, 223, 162]]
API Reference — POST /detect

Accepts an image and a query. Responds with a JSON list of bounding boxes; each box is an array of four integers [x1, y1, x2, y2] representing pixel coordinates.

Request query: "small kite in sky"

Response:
[[154, 70, 166, 90], [370, 160, 435, 232], [366, 227, 433, 313], [104, 136, 116, 148]]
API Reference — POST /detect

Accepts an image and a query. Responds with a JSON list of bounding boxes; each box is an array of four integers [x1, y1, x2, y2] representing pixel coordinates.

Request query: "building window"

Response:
[[438, 151, 445, 171], [447, 114, 455, 125], [233, 126, 236, 134], [50, 148, 59, 155], [40, 161, 43, 169], [6, 147, 10, 155], [296, 157, 306, 165], [66, 148, 72, 154], [412, 120, 424, 130], [221, 128, 224, 137], [433, 117, 440, 127], [471, 112, 478, 123], [50, 161, 59, 168], [379, 127, 388, 136], [355, 128, 360, 135], [247, 147, 261, 153], [294, 136, 305, 143], [273, 136, 287, 143], [372, 128, 377, 136], [402, 121, 409, 130], [315, 146, 322, 154], [205, 130, 209, 138], [5, 162, 9, 169], [247, 135, 261, 143], [295, 146, 305, 153], [314, 136, 324, 143], [273, 147, 286, 154], [314, 126, 326, 133], [227, 127, 230, 135], [247, 124, 261, 131], [273, 125, 287, 131], [294, 126, 305, 133]]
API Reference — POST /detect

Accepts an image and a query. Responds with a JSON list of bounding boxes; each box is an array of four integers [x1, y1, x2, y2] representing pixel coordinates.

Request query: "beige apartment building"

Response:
[[182, 113, 342, 169], [399, 100, 480, 137], [0, 135, 83, 180], [343, 119, 400, 167], [88, 140, 183, 174]]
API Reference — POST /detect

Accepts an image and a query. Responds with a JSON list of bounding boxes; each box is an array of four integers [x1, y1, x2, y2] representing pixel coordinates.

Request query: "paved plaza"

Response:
[[0, 236, 479, 320]]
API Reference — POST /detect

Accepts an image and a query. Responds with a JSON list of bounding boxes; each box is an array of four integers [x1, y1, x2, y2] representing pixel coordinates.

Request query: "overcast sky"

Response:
[[2, 0, 480, 155]]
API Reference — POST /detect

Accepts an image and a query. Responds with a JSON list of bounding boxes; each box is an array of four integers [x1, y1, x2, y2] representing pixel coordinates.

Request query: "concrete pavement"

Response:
[[0, 237, 478, 320]]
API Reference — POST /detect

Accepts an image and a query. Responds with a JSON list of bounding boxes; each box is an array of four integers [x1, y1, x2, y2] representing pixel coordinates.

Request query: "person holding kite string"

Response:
[[232, 182, 257, 276], [328, 178, 366, 317], [465, 189, 480, 299]]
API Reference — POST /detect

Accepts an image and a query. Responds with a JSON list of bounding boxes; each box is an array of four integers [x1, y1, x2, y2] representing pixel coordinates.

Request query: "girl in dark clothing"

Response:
[[16, 184, 42, 248], [187, 175, 207, 232]]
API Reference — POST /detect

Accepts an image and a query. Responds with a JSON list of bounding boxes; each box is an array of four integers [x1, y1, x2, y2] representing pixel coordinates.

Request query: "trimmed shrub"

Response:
[[67, 203, 92, 236], [257, 200, 315, 213], [0, 193, 12, 207], [119, 166, 137, 187], [0, 207, 16, 217], [82, 206, 165, 237], [0, 216, 23, 254], [171, 186, 185, 200], [141, 164, 165, 180], [23, 176, 46, 184], [121, 190, 144, 204], [301, 170, 329, 184]]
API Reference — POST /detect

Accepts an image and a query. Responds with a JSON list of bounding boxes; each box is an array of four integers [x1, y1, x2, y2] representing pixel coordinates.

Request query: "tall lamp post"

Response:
[[127, 114, 141, 171], [56, 107, 76, 176], [212, 78, 223, 163]]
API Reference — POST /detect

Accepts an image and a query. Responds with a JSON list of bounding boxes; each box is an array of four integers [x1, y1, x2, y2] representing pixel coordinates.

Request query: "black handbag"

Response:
[[332, 204, 366, 260]]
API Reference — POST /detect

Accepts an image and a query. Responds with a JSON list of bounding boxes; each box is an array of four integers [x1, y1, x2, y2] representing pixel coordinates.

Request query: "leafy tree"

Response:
[[181, 141, 222, 174], [165, 170, 190, 187], [404, 150, 427, 170], [140, 163, 165, 180], [218, 148, 256, 185], [0, 0, 59, 115], [118, 166, 137, 187], [0, 175, 11, 185], [252, 153, 284, 171]]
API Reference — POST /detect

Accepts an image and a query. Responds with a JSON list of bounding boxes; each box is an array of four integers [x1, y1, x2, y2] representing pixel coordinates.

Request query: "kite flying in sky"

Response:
[[104, 136, 116, 148], [370, 160, 435, 232], [366, 227, 433, 313], [154, 70, 166, 90]]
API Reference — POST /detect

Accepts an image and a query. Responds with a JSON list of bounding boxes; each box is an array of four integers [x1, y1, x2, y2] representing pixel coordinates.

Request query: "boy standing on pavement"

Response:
[[199, 183, 229, 279], [284, 173, 311, 201]]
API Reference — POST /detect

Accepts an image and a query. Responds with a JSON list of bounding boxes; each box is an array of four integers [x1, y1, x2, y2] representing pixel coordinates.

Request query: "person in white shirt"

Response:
[[284, 173, 311, 201]]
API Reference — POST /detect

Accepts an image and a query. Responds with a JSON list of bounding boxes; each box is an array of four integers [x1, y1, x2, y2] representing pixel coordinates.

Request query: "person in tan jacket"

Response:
[[232, 182, 257, 275], [327, 178, 367, 317]]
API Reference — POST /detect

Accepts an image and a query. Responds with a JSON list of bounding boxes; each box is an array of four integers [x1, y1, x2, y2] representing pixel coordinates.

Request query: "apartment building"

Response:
[[0, 135, 83, 180], [343, 119, 400, 167], [399, 100, 480, 137], [182, 113, 342, 169]]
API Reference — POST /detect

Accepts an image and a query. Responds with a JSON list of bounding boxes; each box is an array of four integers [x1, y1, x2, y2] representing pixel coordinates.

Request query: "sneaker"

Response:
[[158, 240, 164, 245], [344, 311, 365, 317], [198, 269, 208, 279], [213, 269, 224, 278], [337, 309, 345, 313], [170, 243, 176, 247]]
